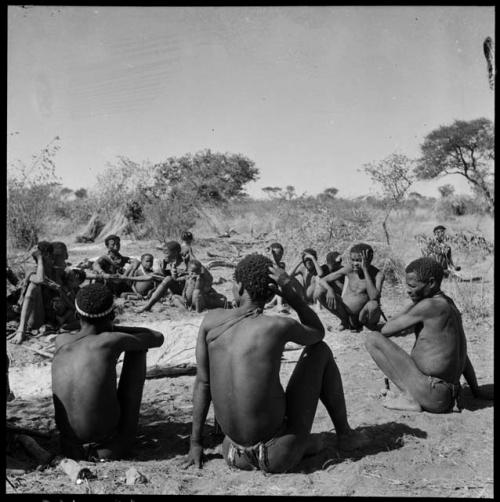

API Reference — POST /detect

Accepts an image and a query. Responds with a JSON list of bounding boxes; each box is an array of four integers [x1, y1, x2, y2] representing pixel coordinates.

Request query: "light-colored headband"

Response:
[[75, 301, 114, 318]]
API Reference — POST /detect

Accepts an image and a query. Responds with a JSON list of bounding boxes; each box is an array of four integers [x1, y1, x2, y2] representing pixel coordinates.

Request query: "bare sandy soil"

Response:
[[6, 238, 494, 497]]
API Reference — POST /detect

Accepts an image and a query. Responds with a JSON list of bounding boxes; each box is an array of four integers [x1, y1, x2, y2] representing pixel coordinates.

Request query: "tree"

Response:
[[262, 186, 282, 199], [74, 188, 88, 199], [415, 118, 494, 212], [149, 149, 259, 204], [437, 184, 455, 198], [363, 153, 415, 245]]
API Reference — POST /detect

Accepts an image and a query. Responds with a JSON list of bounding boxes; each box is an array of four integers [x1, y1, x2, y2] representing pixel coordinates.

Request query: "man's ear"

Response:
[[237, 282, 245, 296], [428, 276, 437, 290]]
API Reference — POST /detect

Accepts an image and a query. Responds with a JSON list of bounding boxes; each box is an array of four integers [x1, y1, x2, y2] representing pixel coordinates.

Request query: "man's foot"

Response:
[[337, 429, 370, 452], [382, 392, 422, 411], [135, 306, 151, 314]]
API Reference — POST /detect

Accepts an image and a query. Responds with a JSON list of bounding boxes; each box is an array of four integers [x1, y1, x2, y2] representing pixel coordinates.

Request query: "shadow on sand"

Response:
[[293, 421, 427, 474], [459, 384, 494, 411]]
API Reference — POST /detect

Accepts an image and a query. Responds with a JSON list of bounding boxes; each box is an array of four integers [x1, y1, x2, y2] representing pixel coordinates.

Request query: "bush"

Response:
[[435, 194, 487, 217]]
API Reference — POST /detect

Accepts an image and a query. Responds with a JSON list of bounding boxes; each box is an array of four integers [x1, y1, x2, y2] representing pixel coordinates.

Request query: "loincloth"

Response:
[[225, 421, 288, 473], [426, 376, 462, 413]]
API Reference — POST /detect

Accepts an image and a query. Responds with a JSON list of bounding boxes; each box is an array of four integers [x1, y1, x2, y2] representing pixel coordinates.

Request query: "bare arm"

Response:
[[92, 256, 110, 276], [462, 356, 491, 399], [185, 320, 212, 468], [304, 253, 323, 277], [269, 266, 324, 346], [289, 260, 304, 277], [103, 325, 164, 352], [380, 300, 435, 337]]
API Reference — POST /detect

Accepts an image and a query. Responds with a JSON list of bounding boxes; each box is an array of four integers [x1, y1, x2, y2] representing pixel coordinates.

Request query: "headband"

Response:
[[75, 301, 114, 319]]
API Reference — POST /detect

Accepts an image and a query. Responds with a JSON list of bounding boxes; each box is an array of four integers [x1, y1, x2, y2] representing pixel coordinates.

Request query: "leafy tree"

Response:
[[322, 187, 339, 199], [74, 188, 88, 199], [262, 186, 282, 199], [437, 184, 455, 198], [363, 153, 415, 245], [149, 149, 259, 204], [415, 118, 494, 212]]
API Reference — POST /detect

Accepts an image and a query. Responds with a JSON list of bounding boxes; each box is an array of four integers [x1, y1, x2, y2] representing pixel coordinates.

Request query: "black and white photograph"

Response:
[[6, 5, 494, 497]]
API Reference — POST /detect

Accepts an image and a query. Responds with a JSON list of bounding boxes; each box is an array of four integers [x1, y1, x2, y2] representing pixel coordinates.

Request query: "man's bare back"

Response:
[[204, 308, 290, 445]]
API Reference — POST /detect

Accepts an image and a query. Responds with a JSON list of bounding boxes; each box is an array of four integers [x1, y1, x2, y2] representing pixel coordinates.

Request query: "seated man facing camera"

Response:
[[184, 253, 368, 474]]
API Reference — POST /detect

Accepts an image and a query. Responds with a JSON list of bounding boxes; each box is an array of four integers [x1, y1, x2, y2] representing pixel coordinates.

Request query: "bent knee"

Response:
[[364, 331, 383, 352], [302, 340, 332, 359]]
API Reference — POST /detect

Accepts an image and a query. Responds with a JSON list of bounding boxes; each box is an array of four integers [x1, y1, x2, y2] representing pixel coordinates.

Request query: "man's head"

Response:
[[163, 241, 182, 262], [405, 257, 444, 303], [181, 231, 194, 244], [325, 251, 342, 272], [140, 253, 154, 271], [75, 283, 115, 328], [188, 259, 202, 275], [104, 235, 121, 253], [269, 242, 284, 262], [64, 268, 86, 290], [302, 248, 318, 272], [350, 243, 374, 271], [233, 254, 274, 305], [433, 225, 446, 242], [51, 241, 69, 267], [34, 241, 54, 266]]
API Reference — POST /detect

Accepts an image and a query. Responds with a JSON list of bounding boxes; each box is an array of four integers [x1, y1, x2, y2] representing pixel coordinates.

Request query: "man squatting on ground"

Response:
[[184, 254, 368, 474], [52, 283, 164, 460], [364, 257, 492, 412], [316, 243, 384, 332]]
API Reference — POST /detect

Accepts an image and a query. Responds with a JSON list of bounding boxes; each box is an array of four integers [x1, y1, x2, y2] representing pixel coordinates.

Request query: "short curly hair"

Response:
[[37, 241, 54, 255], [181, 231, 193, 242], [141, 253, 153, 261], [270, 242, 284, 252], [234, 254, 274, 301], [104, 234, 120, 247], [51, 241, 68, 258], [405, 257, 444, 286], [164, 241, 181, 254], [302, 248, 318, 261], [75, 283, 114, 322], [350, 243, 374, 261]]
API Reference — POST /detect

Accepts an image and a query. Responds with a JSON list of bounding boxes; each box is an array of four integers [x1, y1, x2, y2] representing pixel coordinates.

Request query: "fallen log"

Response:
[[206, 260, 236, 270], [7, 425, 52, 439], [146, 363, 197, 379]]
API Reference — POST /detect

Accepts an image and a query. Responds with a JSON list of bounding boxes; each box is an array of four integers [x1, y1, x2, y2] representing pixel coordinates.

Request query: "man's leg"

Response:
[[96, 350, 147, 459], [10, 283, 45, 344], [315, 289, 351, 329], [264, 342, 367, 472], [359, 301, 382, 331], [364, 332, 446, 411], [192, 290, 205, 313], [137, 277, 173, 312]]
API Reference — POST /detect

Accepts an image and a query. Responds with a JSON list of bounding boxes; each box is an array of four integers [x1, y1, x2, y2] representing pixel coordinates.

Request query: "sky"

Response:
[[7, 6, 495, 199]]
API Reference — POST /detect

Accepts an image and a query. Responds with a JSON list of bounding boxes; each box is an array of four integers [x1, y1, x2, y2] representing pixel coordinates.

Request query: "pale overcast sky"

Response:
[[7, 6, 495, 199]]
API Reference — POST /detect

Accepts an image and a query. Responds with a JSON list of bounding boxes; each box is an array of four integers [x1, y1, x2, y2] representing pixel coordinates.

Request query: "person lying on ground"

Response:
[[183, 253, 369, 474], [364, 256, 492, 412], [10, 242, 62, 344], [92, 234, 136, 296], [172, 259, 227, 313], [180, 230, 197, 266], [316, 243, 384, 332], [136, 241, 188, 313], [289, 248, 325, 304], [51, 283, 164, 461], [421, 225, 461, 279]]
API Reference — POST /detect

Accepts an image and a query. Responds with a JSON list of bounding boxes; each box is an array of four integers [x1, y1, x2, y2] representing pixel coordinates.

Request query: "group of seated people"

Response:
[[8, 228, 492, 475]]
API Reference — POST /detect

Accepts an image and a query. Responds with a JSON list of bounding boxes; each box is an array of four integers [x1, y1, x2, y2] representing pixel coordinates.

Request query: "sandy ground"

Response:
[[6, 239, 494, 496]]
